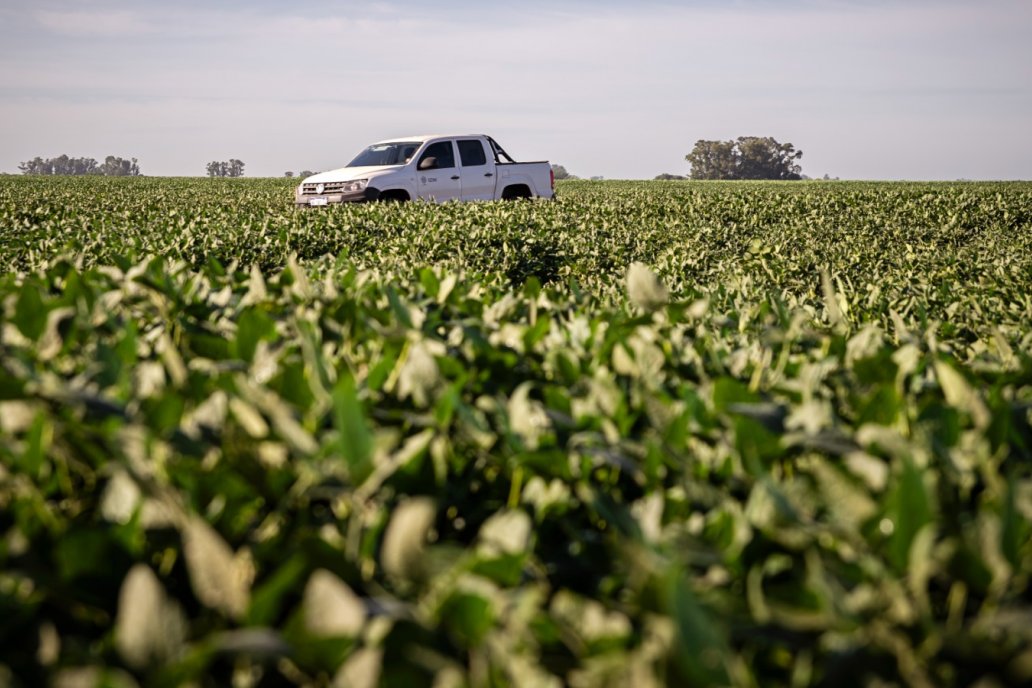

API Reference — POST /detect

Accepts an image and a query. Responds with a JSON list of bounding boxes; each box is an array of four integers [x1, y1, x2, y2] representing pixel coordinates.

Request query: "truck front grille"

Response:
[[301, 182, 349, 196]]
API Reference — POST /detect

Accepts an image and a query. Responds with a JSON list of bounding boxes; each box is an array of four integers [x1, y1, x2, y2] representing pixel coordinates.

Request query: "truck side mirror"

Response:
[[418, 157, 436, 171]]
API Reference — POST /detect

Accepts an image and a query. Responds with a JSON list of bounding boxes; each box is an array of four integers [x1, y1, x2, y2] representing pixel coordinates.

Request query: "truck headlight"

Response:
[[342, 179, 367, 193]]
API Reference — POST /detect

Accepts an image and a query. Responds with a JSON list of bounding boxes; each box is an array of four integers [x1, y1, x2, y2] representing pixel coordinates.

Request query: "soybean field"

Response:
[[1, 176, 1031, 687]]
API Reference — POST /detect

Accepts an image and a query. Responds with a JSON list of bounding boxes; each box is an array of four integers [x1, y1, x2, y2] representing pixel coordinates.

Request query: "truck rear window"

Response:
[[457, 140, 487, 167]]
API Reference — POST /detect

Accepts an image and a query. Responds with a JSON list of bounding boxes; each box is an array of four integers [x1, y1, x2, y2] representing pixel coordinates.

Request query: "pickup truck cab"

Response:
[[295, 134, 554, 206]]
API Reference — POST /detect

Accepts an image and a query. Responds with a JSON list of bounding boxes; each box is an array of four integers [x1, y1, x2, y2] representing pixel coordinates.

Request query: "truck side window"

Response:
[[457, 140, 487, 167], [418, 142, 455, 170]]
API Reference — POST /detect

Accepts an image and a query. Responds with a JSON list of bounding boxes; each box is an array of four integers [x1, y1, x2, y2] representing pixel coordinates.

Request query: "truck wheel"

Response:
[[379, 190, 410, 202], [502, 185, 532, 200]]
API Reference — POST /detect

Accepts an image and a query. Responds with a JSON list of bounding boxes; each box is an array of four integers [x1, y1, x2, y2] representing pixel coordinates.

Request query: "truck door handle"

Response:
[[450, 175, 460, 180], [484, 173, 494, 177]]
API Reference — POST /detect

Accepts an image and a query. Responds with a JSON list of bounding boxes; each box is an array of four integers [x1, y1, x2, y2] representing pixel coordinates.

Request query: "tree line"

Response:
[[18, 155, 140, 176], [18, 138, 805, 181]]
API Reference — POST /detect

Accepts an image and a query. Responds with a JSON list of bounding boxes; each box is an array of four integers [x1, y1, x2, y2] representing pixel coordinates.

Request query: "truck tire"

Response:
[[378, 190, 410, 202], [501, 185, 532, 200]]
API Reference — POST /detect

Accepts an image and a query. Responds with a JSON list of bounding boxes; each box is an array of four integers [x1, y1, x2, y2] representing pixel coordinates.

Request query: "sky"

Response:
[[0, 0, 1030, 180]]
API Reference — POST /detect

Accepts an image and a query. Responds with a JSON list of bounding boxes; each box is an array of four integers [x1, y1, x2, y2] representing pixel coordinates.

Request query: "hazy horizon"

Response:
[[2, 0, 1030, 180]]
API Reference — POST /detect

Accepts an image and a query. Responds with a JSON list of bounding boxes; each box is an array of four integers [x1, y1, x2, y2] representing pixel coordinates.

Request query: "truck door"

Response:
[[415, 141, 461, 202], [456, 138, 496, 201]]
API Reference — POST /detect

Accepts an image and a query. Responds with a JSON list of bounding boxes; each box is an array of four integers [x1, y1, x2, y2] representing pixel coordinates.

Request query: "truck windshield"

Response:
[[347, 142, 420, 167]]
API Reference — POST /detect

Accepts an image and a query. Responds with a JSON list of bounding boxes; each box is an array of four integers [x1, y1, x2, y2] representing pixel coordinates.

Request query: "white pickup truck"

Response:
[[295, 134, 554, 206]]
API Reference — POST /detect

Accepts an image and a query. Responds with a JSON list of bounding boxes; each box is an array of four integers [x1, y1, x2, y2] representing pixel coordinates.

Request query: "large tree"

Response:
[[97, 156, 140, 176], [206, 159, 245, 178], [550, 164, 576, 180], [686, 137, 803, 180]]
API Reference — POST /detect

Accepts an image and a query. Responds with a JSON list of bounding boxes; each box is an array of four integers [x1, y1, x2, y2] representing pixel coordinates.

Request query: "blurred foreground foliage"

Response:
[[1, 177, 1031, 686]]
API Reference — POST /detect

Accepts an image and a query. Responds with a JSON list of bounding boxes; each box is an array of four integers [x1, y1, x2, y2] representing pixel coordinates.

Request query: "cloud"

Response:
[[35, 9, 154, 36]]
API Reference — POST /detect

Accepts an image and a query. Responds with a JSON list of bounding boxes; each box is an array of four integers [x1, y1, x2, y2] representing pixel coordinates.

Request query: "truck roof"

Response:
[[372, 134, 485, 144]]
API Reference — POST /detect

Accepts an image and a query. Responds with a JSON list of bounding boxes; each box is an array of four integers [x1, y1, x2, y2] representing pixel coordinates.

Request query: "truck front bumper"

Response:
[[295, 187, 380, 207]]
